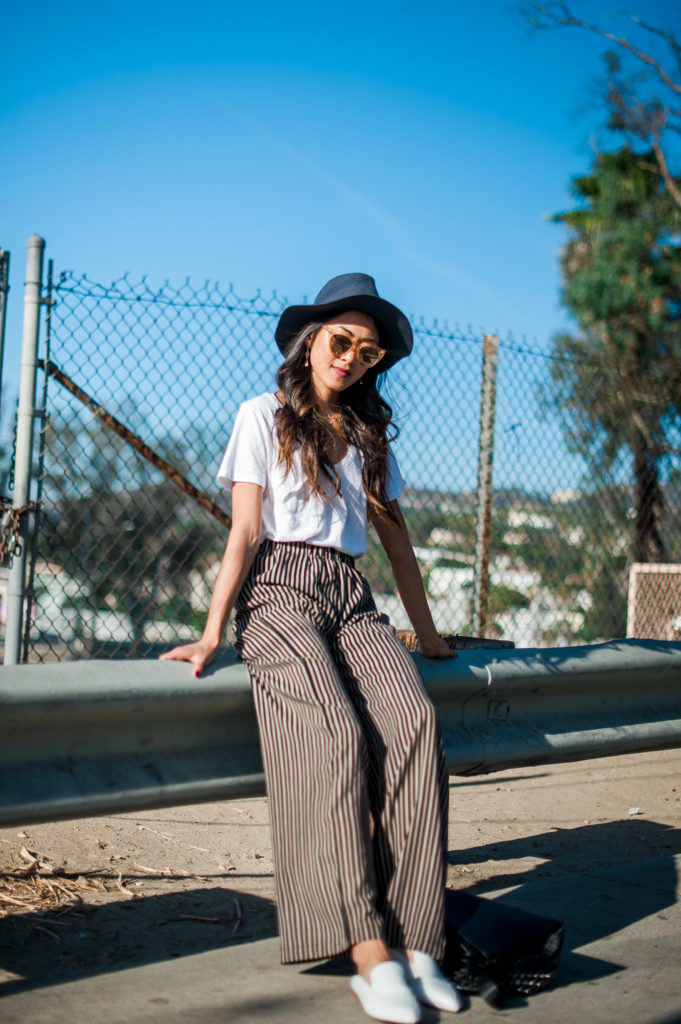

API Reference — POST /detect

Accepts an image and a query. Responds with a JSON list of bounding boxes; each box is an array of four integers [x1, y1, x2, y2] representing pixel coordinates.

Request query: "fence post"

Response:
[[4, 235, 45, 665], [0, 248, 10, 420], [472, 333, 499, 636]]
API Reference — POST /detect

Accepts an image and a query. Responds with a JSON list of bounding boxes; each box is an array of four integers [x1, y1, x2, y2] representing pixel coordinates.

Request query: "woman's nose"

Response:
[[340, 346, 358, 366]]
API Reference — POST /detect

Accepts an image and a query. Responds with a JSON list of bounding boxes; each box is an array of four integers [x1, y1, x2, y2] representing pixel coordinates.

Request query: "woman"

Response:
[[161, 273, 462, 1023]]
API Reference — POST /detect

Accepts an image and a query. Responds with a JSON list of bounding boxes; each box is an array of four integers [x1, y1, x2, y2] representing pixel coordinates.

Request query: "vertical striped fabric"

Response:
[[235, 540, 448, 964]]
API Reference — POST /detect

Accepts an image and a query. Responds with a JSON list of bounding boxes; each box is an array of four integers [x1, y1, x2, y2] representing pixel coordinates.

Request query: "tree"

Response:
[[38, 408, 226, 656], [549, 147, 681, 563], [522, 2, 681, 208]]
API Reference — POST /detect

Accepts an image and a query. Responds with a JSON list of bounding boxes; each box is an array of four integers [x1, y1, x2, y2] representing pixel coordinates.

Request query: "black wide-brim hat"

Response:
[[275, 273, 413, 371]]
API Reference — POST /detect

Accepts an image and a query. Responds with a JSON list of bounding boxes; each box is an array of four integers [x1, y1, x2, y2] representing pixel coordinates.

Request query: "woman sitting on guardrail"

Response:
[[160, 273, 462, 1024]]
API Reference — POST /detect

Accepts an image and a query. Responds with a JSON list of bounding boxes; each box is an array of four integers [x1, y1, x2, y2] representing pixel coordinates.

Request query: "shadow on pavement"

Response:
[[0, 884, 277, 997], [3, 818, 678, 1003], [449, 817, 681, 896], [449, 818, 680, 992]]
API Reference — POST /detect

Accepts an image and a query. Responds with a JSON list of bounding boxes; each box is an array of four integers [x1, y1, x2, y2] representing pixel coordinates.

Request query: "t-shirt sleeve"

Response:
[[217, 399, 273, 489], [386, 445, 405, 501]]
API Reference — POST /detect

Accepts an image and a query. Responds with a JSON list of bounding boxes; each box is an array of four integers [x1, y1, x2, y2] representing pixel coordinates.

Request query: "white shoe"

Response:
[[350, 960, 422, 1024], [392, 950, 464, 1013]]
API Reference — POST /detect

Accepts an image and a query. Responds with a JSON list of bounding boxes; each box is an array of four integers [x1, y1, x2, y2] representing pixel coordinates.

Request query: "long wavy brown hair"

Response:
[[274, 321, 399, 523]]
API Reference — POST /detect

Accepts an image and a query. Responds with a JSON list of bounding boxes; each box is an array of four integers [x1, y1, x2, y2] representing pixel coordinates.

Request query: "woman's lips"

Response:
[[332, 365, 351, 378]]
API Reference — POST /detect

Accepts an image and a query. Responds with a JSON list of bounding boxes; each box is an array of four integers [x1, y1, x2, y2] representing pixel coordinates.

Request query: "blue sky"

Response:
[[1, 0, 678, 402]]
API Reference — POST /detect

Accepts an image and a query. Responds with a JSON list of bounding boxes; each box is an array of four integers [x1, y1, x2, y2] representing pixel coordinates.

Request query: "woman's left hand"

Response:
[[418, 636, 457, 659]]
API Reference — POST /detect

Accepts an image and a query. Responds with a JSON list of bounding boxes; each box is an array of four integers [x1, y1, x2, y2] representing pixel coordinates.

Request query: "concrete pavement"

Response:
[[1, 853, 679, 1024]]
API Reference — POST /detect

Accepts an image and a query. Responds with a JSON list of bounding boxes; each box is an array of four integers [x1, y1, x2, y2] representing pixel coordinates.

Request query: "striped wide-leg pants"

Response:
[[234, 540, 448, 964]]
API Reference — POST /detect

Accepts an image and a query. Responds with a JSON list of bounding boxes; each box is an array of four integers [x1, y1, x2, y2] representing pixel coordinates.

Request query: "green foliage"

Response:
[[520, 4, 681, 210], [401, 506, 457, 547], [359, 503, 470, 597], [359, 523, 396, 595], [38, 409, 226, 652], [487, 584, 530, 616], [550, 147, 681, 562]]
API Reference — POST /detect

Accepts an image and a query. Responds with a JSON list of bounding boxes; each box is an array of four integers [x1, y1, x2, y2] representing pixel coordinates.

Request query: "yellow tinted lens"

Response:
[[358, 347, 381, 366], [329, 333, 383, 367], [329, 334, 352, 357]]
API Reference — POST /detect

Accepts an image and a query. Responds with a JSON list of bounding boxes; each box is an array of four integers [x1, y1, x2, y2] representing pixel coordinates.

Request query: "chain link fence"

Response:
[[6, 267, 681, 660]]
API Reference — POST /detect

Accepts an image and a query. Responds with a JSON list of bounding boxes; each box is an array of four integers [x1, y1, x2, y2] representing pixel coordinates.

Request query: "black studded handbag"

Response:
[[443, 890, 565, 1008]]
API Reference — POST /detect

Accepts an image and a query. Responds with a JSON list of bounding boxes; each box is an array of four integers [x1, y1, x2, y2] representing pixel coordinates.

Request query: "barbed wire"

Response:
[[54, 271, 286, 315], [53, 270, 582, 365]]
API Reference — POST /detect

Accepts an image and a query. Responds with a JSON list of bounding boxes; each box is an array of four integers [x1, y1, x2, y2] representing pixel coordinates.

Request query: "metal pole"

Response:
[[0, 248, 10, 419], [472, 334, 499, 636], [22, 259, 53, 663], [4, 236, 45, 665]]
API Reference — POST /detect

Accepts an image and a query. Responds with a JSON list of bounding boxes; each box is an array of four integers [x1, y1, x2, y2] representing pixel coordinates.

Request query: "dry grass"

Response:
[[0, 846, 113, 924]]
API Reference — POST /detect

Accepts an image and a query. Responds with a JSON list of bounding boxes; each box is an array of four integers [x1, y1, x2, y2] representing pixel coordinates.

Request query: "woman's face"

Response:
[[307, 311, 384, 403]]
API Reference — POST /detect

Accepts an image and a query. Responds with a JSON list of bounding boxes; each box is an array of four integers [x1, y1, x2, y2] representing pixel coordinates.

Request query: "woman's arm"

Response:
[[159, 481, 263, 676], [371, 500, 455, 659]]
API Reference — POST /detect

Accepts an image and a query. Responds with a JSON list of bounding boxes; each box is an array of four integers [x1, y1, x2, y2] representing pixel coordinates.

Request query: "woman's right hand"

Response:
[[159, 638, 219, 678]]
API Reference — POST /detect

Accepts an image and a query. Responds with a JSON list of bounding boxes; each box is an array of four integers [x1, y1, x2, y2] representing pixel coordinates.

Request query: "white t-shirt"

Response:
[[217, 392, 405, 557]]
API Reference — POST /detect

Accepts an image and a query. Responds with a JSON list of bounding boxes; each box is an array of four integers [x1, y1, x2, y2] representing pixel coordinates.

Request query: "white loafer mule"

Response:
[[350, 960, 422, 1024], [392, 950, 464, 1014]]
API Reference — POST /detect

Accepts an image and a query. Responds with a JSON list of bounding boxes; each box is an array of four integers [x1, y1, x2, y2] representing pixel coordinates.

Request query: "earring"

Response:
[[304, 349, 310, 368]]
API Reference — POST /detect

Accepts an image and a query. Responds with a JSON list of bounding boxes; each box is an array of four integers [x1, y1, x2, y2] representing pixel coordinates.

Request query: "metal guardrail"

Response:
[[1, 639, 680, 827]]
